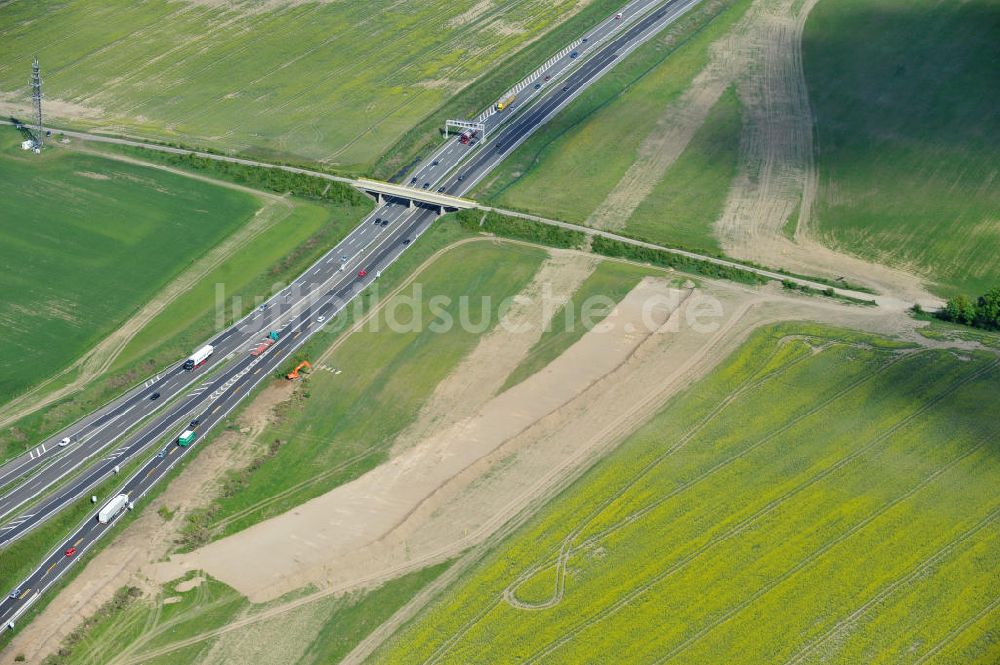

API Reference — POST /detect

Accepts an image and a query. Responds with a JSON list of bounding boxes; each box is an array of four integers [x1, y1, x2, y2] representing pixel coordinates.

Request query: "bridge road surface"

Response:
[[0, 0, 700, 628], [0, 0, 666, 510]]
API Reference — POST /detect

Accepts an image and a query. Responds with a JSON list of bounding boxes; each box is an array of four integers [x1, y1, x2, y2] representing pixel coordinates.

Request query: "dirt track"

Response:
[[585, 0, 936, 306], [0, 3, 965, 659]]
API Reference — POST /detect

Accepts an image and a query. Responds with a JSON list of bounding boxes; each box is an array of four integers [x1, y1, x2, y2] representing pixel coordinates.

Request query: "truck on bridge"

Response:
[[459, 129, 478, 144], [97, 494, 130, 524]]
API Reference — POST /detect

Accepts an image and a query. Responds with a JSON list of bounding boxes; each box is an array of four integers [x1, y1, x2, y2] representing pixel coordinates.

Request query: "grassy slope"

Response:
[[475, 0, 751, 227], [0, 152, 372, 465], [112, 198, 353, 371], [501, 260, 660, 391], [374, 323, 1000, 664], [0, 136, 258, 407], [197, 237, 547, 540], [804, 0, 1000, 296], [622, 86, 741, 253], [1, 0, 591, 170]]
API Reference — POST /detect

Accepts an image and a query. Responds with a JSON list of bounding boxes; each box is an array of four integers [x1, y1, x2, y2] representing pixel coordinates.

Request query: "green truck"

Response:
[[177, 430, 196, 447]]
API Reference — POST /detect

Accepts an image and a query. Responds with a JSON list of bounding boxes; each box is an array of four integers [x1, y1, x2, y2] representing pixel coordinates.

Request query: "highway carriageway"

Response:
[[0, 191, 439, 542], [0, 0, 663, 516], [0, 0, 712, 546], [0, 0, 717, 627], [0, 205, 441, 629]]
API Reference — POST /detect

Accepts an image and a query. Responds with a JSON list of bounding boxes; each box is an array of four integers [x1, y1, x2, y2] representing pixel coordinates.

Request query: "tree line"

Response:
[[934, 288, 1000, 331]]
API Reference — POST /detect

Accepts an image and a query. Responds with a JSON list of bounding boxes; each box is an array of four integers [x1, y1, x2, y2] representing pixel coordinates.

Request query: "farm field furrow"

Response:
[[371, 324, 1000, 664], [475, 0, 751, 235], [0, 0, 597, 169], [804, 0, 1000, 296]]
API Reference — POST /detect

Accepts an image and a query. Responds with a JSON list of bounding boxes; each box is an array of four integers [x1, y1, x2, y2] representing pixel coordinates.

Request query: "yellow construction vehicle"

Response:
[[495, 94, 516, 111]]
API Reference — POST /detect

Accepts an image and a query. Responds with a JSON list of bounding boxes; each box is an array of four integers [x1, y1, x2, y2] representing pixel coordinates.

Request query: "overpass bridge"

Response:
[[353, 178, 476, 213]]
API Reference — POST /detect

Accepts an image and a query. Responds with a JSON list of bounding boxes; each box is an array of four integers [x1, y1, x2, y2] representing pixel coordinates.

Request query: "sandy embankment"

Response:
[[150, 276, 690, 601]]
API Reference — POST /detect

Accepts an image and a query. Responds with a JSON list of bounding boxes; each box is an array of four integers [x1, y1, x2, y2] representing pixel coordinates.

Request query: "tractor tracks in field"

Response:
[[513, 359, 998, 664], [502, 340, 915, 612]]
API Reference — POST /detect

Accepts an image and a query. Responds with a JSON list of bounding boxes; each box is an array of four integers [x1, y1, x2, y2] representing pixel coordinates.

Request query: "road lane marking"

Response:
[[43, 563, 57, 578], [73, 537, 84, 546], [169, 447, 177, 456], [19, 588, 31, 599]]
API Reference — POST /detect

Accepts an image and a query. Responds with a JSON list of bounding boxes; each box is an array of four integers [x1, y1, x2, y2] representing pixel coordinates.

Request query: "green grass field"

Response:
[[475, 0, 750, 240], [804, 0, 1000, 296], [1, 0, 594, 170], [373, 323, 1000, 664], [501, 259, 661, 391], [182, 234, 547, 543], [621, 86, 741, 253], [0, 136, 260, 407], [111, 198, 356, 372]]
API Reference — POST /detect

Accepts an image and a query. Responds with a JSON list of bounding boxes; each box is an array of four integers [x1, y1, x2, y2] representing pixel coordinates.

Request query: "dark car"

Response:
[[373, 217, 381, 225], [432, 160, 439, 166], [190, 419, 200, 427], [410, 177, 417, 184], [150, 392, 160, 401], [422, 182, 430, 189], [402, 239, 411, 245], [380, 219, 389, 226], [544, 75, 551, 81], [437, 187, 445, 192], [562, 86, 569, 92], [582, 37, 588, 43], [457, 175, 466, 182], [534, 83, 541, 90], [570, 51, 579, 59]]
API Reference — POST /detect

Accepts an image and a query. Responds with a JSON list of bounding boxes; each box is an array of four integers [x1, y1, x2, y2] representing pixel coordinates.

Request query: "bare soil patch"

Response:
[[390, 250, 599, 456], [587, 0, 936, 306], [149, 276, 688, 602], [4, 240, 948, 663]]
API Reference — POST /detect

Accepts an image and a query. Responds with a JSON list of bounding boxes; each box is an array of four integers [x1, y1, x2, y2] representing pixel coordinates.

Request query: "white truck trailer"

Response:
[[97, 494, 130, 524], [183, 344, 214, 370]]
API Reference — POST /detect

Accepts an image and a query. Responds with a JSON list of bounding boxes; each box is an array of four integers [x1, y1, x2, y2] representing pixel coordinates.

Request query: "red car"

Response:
[[65, 547, 77, 557], [358, 269, 367, 278]]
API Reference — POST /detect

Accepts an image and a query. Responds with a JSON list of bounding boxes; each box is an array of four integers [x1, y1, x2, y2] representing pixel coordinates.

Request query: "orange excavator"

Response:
[[286, 360, 312, 380]]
